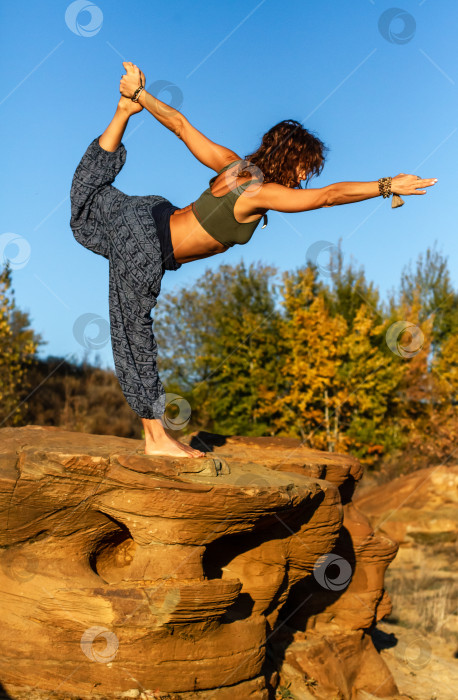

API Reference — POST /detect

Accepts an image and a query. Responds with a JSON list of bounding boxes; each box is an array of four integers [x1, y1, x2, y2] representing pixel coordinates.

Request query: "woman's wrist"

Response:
[[137, 89, 148, 107], [137, 89, 182, 133], [99, 109, 129, 152], [131, 85, 144, 102], [116, 103, 133, 119], [378, 177, 392, 198]]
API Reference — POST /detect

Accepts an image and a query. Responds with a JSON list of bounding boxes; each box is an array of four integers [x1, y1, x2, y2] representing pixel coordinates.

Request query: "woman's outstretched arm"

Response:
[[138, 89, 240, 171], [137, 86, 182, 137], [137, 87, 239, 171], [254, 174, 437, 213]]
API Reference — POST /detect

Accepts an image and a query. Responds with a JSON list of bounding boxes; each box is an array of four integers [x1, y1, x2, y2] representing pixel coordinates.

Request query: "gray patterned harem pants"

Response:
[[69, 136, 181, 419]]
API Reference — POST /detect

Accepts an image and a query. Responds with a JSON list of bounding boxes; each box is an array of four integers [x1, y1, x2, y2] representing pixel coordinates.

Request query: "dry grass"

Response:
[[384, 541, 458, 640]]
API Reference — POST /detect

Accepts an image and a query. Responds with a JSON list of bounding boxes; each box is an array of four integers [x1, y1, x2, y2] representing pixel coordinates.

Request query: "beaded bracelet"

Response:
[[378, 177, 392, 198], [131, 85, 144, 103], [378, 176, 405, 208]]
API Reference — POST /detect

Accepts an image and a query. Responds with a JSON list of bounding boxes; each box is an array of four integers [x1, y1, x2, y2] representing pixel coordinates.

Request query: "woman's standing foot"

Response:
[[142, 417, 205, 458]]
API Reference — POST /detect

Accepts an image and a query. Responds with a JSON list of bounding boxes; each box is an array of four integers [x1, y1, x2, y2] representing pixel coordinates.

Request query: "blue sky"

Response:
[[1, 0, 456, 369]]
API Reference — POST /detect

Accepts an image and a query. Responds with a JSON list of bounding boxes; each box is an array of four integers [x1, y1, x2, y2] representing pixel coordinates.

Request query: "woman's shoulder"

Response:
[[214, 154, 244, 174], [207, 155, 244, 186]]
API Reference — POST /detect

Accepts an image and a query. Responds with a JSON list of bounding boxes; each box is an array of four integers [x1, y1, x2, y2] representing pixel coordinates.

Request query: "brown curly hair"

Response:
[[239, 119, 329, 188]]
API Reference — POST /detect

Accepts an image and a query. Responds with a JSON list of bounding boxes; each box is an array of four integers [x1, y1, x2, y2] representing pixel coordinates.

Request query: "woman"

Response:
[[70, 62, 437, 459]]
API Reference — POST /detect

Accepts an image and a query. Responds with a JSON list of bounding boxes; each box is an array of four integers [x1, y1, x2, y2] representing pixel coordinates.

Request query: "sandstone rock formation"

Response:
[[356, 464, 458, 548], [356, 465, 458, 700], [0, 426, 404, 699]]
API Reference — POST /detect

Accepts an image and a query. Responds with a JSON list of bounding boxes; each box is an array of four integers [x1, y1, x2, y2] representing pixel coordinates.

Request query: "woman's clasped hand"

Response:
[[117, 61, 146, 114]]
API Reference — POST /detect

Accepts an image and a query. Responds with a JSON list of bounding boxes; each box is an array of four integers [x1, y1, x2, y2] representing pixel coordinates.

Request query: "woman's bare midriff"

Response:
[[169, 204, 229, 263], [169, 165, 268, 264]]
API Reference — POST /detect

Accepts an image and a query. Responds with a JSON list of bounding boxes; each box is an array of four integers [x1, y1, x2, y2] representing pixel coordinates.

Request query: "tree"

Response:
[[256, 265, 348, 449], [0, 264, 42, 426], [324, 240, 383, 328], [396, 241, 458, 354], [381, 281, 449, 473], [339, 303, 406, 462], [155, 261, 283, 435]]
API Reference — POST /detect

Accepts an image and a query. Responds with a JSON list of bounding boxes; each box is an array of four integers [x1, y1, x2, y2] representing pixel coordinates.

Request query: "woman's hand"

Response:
[[117, 62, 146, 116], [120, 62, 145, 99], [391, 173, 437, 196], [117, 94, 143, 115]]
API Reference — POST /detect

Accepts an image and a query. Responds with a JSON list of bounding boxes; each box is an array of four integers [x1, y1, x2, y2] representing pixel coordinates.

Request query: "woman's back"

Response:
[[169, 158, 270, 264], [191, 159, 268, 248]]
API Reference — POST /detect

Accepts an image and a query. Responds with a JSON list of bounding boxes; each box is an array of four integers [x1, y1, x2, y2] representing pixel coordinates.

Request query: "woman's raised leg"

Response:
[[70, 98, 143, 257]]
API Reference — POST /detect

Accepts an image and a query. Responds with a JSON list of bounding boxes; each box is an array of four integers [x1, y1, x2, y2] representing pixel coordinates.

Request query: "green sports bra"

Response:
[[191, 159, 268, 247]]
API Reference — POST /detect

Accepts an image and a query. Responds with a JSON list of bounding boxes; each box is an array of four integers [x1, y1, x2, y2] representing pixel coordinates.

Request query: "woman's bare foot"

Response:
[[142, 417, 205, 458]]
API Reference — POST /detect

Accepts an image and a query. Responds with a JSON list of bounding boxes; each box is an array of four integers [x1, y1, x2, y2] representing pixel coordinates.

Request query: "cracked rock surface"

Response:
[[0, 426, 400, 699]]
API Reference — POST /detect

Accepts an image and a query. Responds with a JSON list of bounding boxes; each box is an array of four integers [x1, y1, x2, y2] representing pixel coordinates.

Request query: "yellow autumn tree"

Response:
[[387, 287, 435, 422], [256, 265, 348, 449], [0, 264, 41, 426], [385, 285, 456, 470], [257, 263, 407, 463], [433, 333, 458, 398], [338, 303, 405, 463]]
